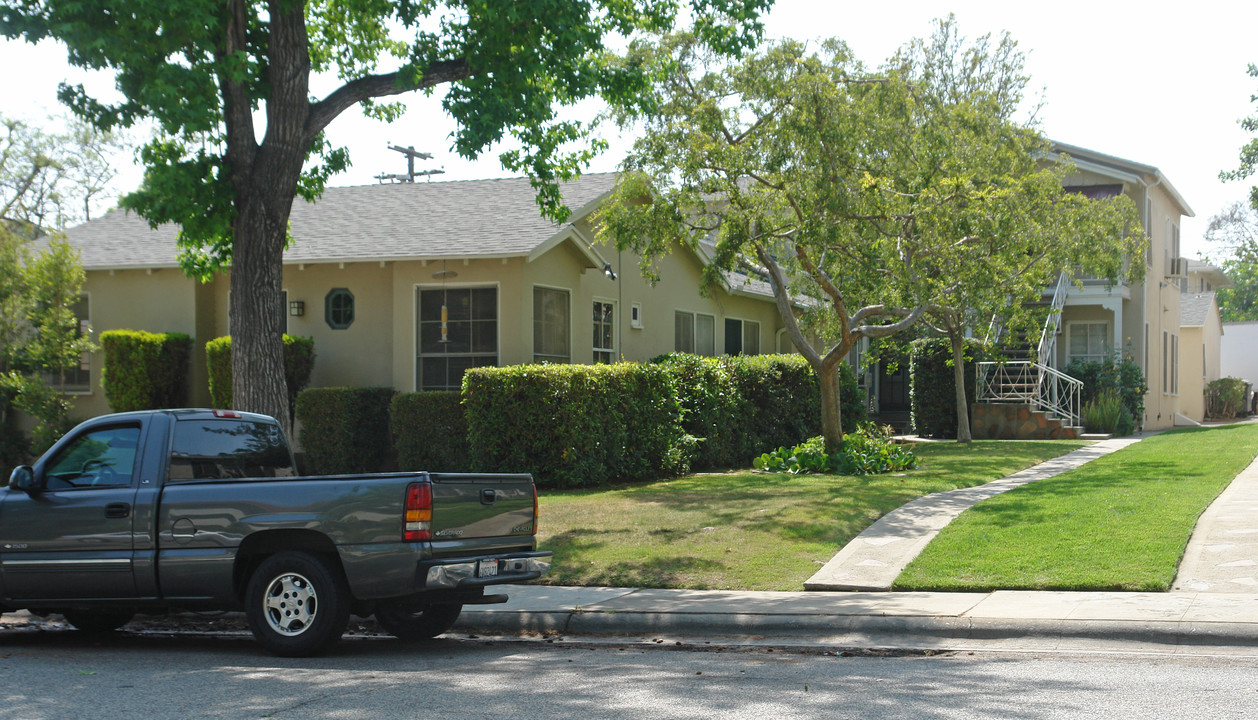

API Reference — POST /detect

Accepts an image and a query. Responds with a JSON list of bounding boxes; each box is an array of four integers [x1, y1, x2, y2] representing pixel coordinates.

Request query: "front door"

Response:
[[0, 424, 142, 601]]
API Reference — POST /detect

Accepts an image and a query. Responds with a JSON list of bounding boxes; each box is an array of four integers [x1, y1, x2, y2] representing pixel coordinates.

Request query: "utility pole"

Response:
[[375, 145, 445, 183]]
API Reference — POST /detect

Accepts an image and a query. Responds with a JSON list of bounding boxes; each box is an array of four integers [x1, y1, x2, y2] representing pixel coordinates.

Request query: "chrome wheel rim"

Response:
[[262, 571, 318, 636]]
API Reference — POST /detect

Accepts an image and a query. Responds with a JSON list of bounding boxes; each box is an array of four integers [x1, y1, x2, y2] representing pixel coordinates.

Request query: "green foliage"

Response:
[[753, 426, 919, 476], [1080, 389, 1136, 436], [294, 387, 396, 475], [909, 337, 990, 439], [1221, 63, 1258, 211], [99, 330, 192, 412], [1207, 377, 1249, 419], [463, 363, 684, 489], [1065, 354, 1147, 433], [653, 353, 862, 469], [1204, 202, 1258, 322], [391, 391, 469, 472], [205, 335, 316, 419], [595, 19, 1139, 451]]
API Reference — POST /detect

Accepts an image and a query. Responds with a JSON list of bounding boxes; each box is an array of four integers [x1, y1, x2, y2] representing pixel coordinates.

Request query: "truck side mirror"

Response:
[[9, 465, 36, 492]]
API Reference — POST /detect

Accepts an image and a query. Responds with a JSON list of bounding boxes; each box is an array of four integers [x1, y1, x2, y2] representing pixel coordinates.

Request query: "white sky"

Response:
[[2, 0, 1255, 260]]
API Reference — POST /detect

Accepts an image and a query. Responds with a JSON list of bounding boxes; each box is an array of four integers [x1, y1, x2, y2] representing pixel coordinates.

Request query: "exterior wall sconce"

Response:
[[603, 262, 617, 281], [289, 300, 305, 317]]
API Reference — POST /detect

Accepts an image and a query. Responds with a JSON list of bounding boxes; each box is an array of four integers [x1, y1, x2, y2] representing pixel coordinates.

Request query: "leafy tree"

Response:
[[0, 0, 771, 430], [0, 114, 127, 232], [1204, 202, 1258, 322], [1222, 63, 1258, 210], [595, 19, 1141, 450]]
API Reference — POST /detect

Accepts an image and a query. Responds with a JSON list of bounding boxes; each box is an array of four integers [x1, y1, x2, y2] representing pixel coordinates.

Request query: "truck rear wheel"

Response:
[[245, 551, 350, 657], [62, 610, 135, 633], [375, 601, 463, 641]]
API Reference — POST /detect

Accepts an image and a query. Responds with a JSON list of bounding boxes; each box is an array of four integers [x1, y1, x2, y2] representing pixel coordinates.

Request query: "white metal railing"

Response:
[[976, 360, 1082, 427], [1037, 271, 1070, 367]]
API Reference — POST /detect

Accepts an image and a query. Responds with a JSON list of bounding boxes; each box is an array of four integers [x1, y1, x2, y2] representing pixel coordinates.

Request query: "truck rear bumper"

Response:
[[420, 550, 553, 590]]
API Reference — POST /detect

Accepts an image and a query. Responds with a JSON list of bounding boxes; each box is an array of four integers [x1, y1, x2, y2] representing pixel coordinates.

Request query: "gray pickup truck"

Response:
[[0, 408, 551, 656]]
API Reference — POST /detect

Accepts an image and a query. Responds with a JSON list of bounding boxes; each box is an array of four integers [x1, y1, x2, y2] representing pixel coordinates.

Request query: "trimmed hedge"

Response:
[[100, 330, 192, 412], [653, 353, 863, 469], [463, 363, 684, 489], [909, 337, 988, 439], [391, 391, 470, 472], [207, 335, 316, 419], [295, 387, 396, 475]]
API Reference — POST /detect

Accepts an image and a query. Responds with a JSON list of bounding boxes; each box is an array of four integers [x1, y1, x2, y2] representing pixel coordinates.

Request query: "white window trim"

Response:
[[1064, 320, 1110, 365], [674, 309, 716, 356], [593, 296, 617, 363], [724, 316, 762, 356], [413, 281, 502, 392], [532, 283, 573, 364]]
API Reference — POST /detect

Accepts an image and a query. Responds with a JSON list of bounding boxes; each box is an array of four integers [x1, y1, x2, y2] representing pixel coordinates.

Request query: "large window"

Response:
[[674, 311, 715, 355], [593, 300, 615, 364], [533, 287, 570, 363], [1068, 322, 1108, 364], [418, 287, 498, 391], [724, 318, 760, 356], [45, 294, 92, 393], [168, 419, 296, 480]]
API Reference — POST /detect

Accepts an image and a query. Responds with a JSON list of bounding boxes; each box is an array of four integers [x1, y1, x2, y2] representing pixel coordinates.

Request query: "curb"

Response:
[[454, 609, 1258, 649]]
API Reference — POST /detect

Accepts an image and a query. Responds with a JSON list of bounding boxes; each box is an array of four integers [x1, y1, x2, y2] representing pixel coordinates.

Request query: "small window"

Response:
[[675, 311, 715, 355], [675, 311, 695, 353], [533, 286, 570, 363], [168, 419, 296, 480], [44, 425, 140, 489], [593, 301, 615, 364], [1068, 323, 1108, 365], [724, 318, 760, 356], [325, 288, 355, 329]]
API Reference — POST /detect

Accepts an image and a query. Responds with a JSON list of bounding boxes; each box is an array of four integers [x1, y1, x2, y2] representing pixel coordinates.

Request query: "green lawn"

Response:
[[894, 424, 1258, 592], [536, 440, 1087, 591]]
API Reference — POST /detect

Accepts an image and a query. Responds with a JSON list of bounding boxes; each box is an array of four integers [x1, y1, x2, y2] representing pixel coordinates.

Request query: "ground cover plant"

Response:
[[894, 423, 1258, 592], [536, 440, 1086, 591]]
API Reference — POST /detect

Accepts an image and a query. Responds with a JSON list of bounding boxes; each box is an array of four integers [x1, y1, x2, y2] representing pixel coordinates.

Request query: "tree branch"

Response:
[[305, 59, 472, 144]]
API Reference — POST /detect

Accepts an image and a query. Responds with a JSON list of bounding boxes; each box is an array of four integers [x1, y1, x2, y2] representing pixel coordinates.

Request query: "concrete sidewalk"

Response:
[[454, 431, 1258, 653]]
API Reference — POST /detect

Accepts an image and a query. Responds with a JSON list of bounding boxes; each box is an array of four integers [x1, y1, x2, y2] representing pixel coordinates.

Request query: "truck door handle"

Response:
[[105, 503, 131, 519]]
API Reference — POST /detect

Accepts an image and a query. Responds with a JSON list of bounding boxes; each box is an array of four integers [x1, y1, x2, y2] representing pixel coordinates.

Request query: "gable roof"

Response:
[[62, 173, 620, 271], [1180, 291, 1217, 327], [1050, 140, 1194, 219]]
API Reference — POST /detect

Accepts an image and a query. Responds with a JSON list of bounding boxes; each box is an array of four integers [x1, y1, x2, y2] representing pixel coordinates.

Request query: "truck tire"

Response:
[[245, 551, 350, 657], [374, 601, 463, 641], [62, 610, 135, 633]]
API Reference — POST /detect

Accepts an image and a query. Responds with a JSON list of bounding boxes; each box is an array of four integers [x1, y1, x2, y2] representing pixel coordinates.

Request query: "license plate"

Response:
[[479, 560, 499, 578]]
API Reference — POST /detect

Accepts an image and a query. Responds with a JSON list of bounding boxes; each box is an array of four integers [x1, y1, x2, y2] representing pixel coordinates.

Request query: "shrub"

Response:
[[909, 337, 989, 438], [207, 335, 316, 420], [391, 391, 470, 471], [652, 353, 863, 470], [294, 387, 395, 475], [99, 330, 192, 412], [1065, 353, 1147, 431], [753, 425, 918, 476], [463, 363, 683, 489], [1206, 377, 1249, 419], [1081, 388, 1136, 436]]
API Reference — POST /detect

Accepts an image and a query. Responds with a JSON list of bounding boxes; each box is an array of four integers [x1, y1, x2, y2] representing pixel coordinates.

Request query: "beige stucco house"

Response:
[[59, 173, 787, 418], [1049, 142, 1201, 429]]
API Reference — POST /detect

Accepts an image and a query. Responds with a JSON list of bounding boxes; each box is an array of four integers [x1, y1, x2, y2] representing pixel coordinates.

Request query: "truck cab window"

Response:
[[168, 419, 297, 480], [44, 426, 140, 489]]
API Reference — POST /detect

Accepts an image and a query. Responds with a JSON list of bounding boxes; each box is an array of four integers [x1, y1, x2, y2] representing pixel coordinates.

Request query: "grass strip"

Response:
[[894, 424, 1258, 592], [537, 440, 1086, 591]]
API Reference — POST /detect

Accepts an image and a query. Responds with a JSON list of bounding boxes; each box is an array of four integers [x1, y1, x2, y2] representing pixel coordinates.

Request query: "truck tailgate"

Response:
[[428, 473, 536, 543]]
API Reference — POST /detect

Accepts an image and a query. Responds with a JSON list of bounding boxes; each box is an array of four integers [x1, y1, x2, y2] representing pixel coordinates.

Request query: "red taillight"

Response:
[[213, 409, 242, 418], [533, 485, 540, 535], [404, 482, 432, 541]]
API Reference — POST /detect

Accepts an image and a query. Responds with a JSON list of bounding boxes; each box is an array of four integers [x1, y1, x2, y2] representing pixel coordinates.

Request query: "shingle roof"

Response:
[[1181, 292, 1217, 327], [62, 173, 620, 270]]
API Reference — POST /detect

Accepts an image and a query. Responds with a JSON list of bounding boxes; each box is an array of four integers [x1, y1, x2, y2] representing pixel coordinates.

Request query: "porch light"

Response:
[[603, 262, 617, 281], [289, 300, 305, 317]]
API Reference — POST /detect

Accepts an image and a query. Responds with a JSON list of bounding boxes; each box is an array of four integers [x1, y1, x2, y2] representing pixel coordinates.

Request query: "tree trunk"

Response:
[[229, 188, 291, 432], [818, 361, 845, 453], [951, 330, 972, 443]]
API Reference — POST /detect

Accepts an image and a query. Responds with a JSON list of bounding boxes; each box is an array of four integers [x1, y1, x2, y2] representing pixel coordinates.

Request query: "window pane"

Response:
[[744, 321, 760, 355], [417, 287, 499, 391], [675, 311, 694, 353], [533, 287, 570, 362], [696, 315, 715, 356], [168, 420, 295, 480], [46, 426, 140, 488], [725, 318, 742, 355]]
